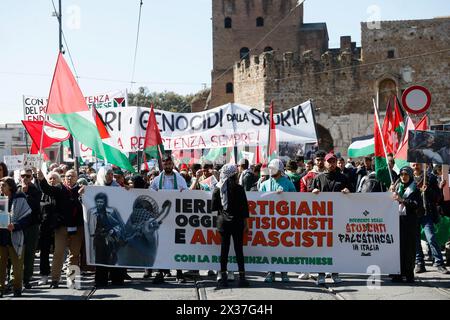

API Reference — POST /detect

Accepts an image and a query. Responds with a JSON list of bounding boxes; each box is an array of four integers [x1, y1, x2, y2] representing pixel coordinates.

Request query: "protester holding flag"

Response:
[[260, 159, 296, 283], [390, 166, 421, 283], [37, 171, 61, 286], [0, 177, 31, 298], [312, 152, 351, 285], [37, 169, 84, 289], [212, 164, 250, 288], [411, 163, 449, 275]]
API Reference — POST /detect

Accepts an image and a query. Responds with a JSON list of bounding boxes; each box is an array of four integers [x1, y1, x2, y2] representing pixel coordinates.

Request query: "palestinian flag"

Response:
[[383, 97, 403, 155], [143, 105, 165, 161], [267, 101, 277, 162], [394, 115, 429, 171], [204, 147, 226, 162], [347, 135, 374, 158], [393, 97, 405, 136], [374, 100, 393, 189], [46, 53, 134, 172], [113, 97, 126, 108]]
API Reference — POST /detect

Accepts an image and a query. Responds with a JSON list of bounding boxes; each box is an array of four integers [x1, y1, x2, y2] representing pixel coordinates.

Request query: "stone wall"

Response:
[[211, 0, 305, 108], [233, 17, 450, 156]]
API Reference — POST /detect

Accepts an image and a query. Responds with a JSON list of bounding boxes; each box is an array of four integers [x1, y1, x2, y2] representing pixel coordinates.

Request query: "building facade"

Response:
[[204, 0, 450, 155]]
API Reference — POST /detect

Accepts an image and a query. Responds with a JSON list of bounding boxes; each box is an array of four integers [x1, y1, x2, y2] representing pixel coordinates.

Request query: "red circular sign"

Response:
[[401, 85, 431, 114]]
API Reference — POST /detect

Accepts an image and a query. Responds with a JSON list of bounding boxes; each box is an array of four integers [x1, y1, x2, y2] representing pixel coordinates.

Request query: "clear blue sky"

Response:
[[0, 0, 448, 124]]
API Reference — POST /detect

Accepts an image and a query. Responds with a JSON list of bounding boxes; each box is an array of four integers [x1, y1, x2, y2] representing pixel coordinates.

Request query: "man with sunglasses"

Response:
[[17, 169, 42, 289]]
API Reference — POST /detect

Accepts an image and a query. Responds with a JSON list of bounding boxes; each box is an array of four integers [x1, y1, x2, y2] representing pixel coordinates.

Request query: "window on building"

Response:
[[264, 46, 274, 53], [256, 17, 264, 27], [226, 82, 234, 94], [387, 50, 395, 59], [224, 17, 232, 29], [240, 47, 250, 60]]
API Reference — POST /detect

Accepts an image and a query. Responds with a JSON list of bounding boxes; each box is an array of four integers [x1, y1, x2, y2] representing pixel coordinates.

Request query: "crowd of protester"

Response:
[[0, 148, 449, 297]]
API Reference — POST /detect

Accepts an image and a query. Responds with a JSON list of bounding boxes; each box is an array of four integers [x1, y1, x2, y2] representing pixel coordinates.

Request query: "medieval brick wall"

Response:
[[209, 0, 304, 109], [233, 18, 450, 155]]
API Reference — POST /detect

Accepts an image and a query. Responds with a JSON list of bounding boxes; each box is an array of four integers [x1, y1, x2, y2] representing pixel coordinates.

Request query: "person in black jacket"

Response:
[[337, 158, 357, 192], [391, 166, 421, 283], [18, 169, 42, 289], [312, 153, 350, 286], [37, 171, 61, 286], [212, 164, 250, 288], [411, 163, 449, 274], [37, 169, 84, 289]]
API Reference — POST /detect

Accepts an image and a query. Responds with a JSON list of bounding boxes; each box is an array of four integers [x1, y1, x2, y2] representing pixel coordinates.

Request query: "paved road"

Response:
[[3, 259, 450, 300]]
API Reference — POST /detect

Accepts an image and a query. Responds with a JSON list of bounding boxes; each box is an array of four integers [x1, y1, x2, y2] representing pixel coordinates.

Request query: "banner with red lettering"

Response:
[[22, 90, 128, 121], [76, 101, 317, 153], [82, 187, 400, 274]]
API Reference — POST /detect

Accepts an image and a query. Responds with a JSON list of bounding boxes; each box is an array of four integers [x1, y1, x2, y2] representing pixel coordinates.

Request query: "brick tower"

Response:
[[209, 0, 304, 109]]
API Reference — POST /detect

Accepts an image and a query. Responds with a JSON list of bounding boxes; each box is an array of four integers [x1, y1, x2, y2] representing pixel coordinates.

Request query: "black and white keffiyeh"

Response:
[[216, 164, 238, 211]]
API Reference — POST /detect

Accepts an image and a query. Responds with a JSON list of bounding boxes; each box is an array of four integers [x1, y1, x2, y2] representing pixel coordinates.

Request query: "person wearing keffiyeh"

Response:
[[212, 164, 250, 288], [391, 166, 421, 283]]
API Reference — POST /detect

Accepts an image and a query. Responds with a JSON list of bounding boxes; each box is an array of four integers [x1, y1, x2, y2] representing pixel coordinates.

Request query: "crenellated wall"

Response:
[[233, 17, 450, 155]]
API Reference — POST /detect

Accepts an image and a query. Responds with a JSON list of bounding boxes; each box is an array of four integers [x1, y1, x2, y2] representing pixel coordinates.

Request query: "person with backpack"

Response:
[[358, 171, 387, 193]]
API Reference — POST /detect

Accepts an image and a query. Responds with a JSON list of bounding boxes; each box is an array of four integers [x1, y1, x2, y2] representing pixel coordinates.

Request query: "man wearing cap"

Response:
[[149, 155, 187, 284], [259, 159, 296, 283], [312, 152, 350, 286]]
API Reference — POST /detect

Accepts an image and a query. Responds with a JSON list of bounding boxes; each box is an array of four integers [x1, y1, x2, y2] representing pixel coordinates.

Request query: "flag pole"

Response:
[[373, 98, 394, 186]]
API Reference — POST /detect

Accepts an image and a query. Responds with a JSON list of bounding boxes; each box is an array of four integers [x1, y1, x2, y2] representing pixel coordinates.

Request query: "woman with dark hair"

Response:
[[0, 162, 8, 179], [391, 166, 421, 283], [212, 164, 250, 288], [0, 177, 31, 297]]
